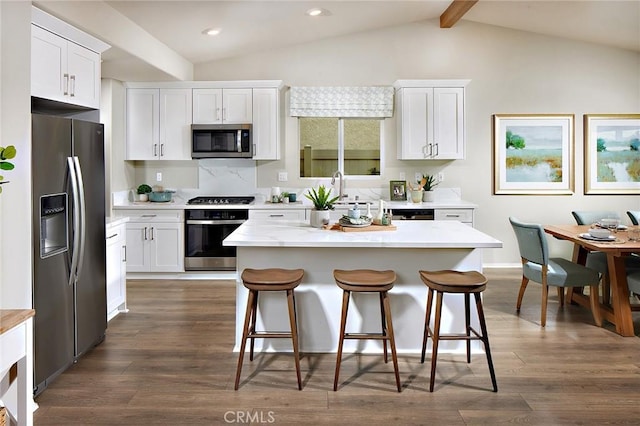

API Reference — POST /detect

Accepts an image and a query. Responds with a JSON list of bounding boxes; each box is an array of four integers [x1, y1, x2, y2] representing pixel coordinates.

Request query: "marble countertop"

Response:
[[106, 216, 130, 227], [223, 219, 502, 249]]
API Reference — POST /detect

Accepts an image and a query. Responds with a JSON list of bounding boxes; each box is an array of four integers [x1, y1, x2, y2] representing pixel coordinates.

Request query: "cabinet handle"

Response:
[[122, 245, 127, 262], [446, 214, 461, 218], [216, 107, 221, 121], [141, 214, 157, 218], [223, 108, 226, 121], [143, 227, 148, 240], [150, 227, 155, 240], [69, 75, 76, 97], [106, 233, 118, 239], [433, 142, 439, 157], [269, 214, 285, 218], [63, 73, 69, 95], [160, 144, 164, 156]]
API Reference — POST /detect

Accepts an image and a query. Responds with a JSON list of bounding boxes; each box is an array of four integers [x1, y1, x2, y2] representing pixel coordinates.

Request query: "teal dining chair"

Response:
[[627, 211, 640, 225], [509, 217, 602, 327]]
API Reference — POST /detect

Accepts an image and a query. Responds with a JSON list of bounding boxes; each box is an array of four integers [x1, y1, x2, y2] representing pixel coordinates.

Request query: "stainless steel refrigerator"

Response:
[[31, 113, 107, 396]]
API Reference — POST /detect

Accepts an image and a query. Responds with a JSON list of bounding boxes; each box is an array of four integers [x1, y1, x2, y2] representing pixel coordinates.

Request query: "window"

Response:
[[299, 117, 382, 178]]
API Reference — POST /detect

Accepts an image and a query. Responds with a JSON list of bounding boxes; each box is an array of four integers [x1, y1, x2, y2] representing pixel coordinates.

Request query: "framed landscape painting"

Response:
[[584, 114, 640, 195], [493, 114, 574, 195]]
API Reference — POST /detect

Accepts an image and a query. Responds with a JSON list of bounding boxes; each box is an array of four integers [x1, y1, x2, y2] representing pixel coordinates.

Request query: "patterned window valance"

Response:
[[289, 86, 394, 118]]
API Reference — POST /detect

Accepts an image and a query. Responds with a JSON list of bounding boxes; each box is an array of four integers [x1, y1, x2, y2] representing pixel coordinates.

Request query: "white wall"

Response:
[[192, 18, 640, 266], [0, 1, 33, 308]]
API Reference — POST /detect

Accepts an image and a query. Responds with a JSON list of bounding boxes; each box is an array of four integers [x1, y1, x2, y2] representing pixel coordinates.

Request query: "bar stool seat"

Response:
[[235, 268, 304, 390], [419, 270, 498, 392], [333, 269, 401, 392]]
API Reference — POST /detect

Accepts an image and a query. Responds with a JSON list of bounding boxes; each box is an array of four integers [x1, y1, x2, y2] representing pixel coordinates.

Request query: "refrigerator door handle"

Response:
[[67, 157, 81, 287], [73, 157, 87, 281]]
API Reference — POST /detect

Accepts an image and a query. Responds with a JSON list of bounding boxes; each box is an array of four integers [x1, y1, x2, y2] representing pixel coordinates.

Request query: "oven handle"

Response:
[[186, 219, 247, 225]]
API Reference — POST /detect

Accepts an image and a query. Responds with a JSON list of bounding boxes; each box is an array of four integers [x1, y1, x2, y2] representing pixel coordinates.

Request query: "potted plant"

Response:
[[422, 174, 439, 202], [305, 185, 339, 228], [136, 183, 152, 202]]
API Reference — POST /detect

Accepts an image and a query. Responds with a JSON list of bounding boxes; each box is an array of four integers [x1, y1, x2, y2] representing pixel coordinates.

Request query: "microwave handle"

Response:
[[237, 130, 242, 153]]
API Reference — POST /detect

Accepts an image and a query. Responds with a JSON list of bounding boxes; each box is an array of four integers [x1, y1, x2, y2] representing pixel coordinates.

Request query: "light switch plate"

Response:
[[156, 172, 162, 182], [415, 172, 422, 183], [278, 172, 288, 182]]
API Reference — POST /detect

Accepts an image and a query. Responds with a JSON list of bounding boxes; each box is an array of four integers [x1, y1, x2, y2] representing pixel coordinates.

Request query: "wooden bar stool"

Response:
[[234, 268, 304, 390], [419, 270, 497, 392], [333, 269, 401, 392]]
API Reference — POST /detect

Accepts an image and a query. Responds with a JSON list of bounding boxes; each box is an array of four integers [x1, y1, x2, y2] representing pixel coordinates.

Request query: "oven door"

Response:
[[185, 213, 247, 271]]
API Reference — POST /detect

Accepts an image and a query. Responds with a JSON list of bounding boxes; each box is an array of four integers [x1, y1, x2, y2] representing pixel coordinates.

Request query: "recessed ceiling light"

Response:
[[202, 28, 221, 36], [306, 8, 331, 17]]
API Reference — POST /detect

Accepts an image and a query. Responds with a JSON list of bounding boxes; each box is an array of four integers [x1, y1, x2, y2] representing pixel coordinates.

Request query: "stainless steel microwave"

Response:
[[191, 124, 253, 158]]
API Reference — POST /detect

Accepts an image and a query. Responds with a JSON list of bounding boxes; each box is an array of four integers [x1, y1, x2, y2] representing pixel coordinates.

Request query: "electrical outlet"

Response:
[[415, 172, 422, 183], [399, 172, 406, 181], [278, 171, 288, 182], [156, 172, 162, 182], [437, 172, 444, 182]]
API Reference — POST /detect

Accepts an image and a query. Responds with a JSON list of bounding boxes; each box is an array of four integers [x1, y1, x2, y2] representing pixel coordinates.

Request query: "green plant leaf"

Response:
[[0, 162, 15, 170], [1, 145, 16, 160]]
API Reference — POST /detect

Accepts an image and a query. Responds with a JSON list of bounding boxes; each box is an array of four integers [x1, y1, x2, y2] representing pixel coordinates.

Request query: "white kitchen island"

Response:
[[223, 219, 502, 354]]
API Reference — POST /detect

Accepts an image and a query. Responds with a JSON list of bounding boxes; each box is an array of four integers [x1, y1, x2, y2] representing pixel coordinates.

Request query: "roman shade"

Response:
[[289, 86, 394, 118]]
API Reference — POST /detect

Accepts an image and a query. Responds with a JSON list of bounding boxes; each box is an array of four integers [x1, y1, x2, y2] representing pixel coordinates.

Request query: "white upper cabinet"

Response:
[[126, 88, 192, 160], [395, 80, 468, 160], [192, 88, 252, 124], [31, 25, 101, 109], [252, 88, 280, 160]]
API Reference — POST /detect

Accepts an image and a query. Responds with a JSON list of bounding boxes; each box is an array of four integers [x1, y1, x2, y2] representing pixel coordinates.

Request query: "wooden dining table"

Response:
[[544, 224, 640, 337]]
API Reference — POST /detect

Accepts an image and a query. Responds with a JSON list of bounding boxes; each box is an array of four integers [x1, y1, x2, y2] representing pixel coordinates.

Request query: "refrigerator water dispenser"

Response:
[[40, 193, 68, 258]]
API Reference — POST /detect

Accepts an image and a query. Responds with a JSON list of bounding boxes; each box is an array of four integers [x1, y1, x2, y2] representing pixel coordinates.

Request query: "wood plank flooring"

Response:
[[34, 268, 640, 425]]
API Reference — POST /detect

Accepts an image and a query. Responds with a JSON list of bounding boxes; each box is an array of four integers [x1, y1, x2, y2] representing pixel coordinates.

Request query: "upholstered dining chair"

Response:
[[627, 211, 640, 226], [572, 211, 640, 304], [509, 217, 602, 327]]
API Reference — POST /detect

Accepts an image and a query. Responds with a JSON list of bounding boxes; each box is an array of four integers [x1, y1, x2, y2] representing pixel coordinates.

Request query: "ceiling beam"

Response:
[[440, 0, 479, 28]]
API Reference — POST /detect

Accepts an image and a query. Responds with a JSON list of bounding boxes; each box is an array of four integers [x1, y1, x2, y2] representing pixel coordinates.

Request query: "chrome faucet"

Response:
[[331, 170, 348, 200]]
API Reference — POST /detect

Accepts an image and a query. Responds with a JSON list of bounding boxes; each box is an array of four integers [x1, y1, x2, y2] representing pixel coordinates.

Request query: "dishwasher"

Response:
[[392, 209, 435, 221]]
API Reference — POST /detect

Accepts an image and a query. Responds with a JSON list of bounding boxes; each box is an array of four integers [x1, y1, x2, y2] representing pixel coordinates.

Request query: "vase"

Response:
[[138, 193, 148, 202], [422, 190, 435, 202], [310, 209, 331, 228], [410, 189, 423, 203]]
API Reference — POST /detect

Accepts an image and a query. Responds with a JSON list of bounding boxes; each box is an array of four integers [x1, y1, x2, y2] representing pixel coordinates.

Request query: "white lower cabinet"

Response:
[[435, 208, 474, 227], [249, 209, 306, 221], [125, 210, 184, 273], [106, 222, 127, 321]]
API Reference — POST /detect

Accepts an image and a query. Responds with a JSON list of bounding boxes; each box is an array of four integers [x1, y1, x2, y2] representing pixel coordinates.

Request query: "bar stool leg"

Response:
[[475, 293, 498, 392], [235, 290, 256, 390], [382, 291, 401, 392], [249, 291, 259, 361], [421, 288, 434, 363], [333, 290, 351, 391], [286, 289, 302, 390], [429, 291, 443, 392], [465, 293, 471, 364], [379, 292, 388, 363]]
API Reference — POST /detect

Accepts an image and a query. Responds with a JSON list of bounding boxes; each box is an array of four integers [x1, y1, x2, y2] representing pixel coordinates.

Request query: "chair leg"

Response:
[[464, 293, 471, 364], [421, 288, 434, 363], [382, 291, 401, 392], [557, 287, 565, 306], [286, 289, 302, 390], [474, 293, 498, 392], [588, 284, 603, 327], [249, 291, 259, 361], [429, 291, 443, 392], [541, 284, 549, 327], [333, 290, 350, 391], [516, 276, 529, 312], [602, 275, 611, 305], [379, 292, 388, 363], [235, 290, 256, 390]]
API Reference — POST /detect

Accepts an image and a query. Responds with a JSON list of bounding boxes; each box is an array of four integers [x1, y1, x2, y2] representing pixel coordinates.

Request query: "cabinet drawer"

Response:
[[120, 209, 184, 222], [435, 209, 473, 223], [250, 210, 306, 221]]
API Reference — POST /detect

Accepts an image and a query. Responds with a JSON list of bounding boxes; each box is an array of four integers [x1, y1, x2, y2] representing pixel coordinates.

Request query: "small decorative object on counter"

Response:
[[422, 174, 439, 202], [288, 193, 297, 202], [365, 203, 373, 220], [136, 184, 152, 202], [306, 185, 340, 228], [271, 186, 281, 203], [348, 203, 360, 219]]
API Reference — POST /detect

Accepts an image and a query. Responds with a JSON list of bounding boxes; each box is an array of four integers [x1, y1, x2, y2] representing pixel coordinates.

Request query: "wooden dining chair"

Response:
[[627, 211, 640, 226], [509, 217, 602, 327]]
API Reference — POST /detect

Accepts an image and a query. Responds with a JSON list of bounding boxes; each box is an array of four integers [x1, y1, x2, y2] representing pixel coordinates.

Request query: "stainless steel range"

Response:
[[184, 196, 254, 271]]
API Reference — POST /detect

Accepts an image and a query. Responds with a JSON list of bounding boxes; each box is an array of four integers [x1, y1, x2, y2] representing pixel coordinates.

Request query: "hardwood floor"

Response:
[[34, 268, 640, 425]]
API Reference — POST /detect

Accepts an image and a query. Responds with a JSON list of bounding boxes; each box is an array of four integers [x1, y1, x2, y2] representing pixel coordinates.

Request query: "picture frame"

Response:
[[492, 114, 575, 195], [584, 114, 640, 195], [389, 180, 407, 201]]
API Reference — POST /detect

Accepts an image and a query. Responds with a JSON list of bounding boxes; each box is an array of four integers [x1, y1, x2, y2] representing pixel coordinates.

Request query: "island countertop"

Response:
[[223, 219, 502, 249]]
